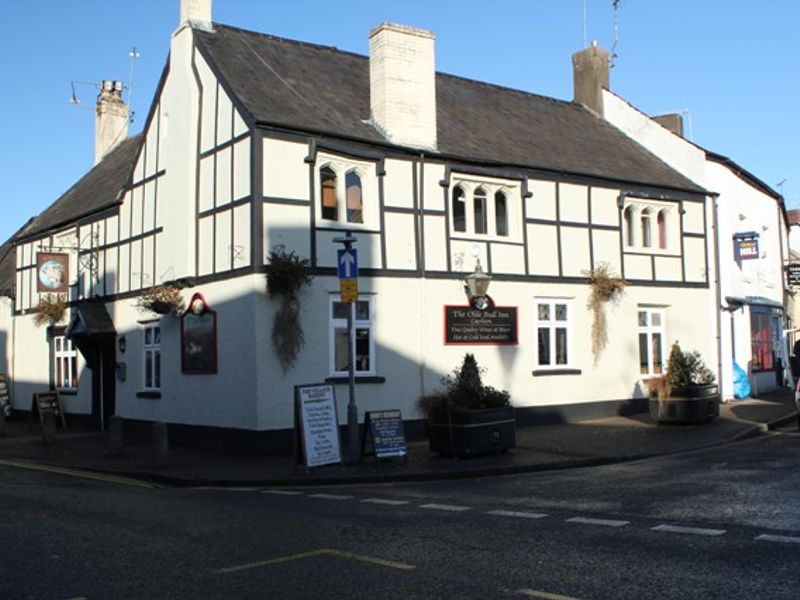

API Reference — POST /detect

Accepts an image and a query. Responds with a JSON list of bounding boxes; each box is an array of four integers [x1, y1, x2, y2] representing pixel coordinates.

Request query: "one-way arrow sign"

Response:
[[337, 249, 358, 280]]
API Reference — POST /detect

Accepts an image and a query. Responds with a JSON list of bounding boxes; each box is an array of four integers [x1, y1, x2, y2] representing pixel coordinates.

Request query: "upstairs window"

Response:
[[624, 206, 635, 247], [452, 186, 466, 233], [345, 171, 363, 224], [473, 187, 487, 234], [641, 209, 652, 248], [495, 191, 508, 237], [657, 210, 667, 249], [623, 200, 677, 254], [320, 167, 337, 221]]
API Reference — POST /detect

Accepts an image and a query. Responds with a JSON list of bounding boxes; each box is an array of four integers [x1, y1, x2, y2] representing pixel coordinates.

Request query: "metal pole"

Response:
[[346, 299, 358, 463]]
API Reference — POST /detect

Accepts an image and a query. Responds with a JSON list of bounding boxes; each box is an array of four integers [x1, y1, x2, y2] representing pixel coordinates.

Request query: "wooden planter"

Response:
[[649, 384, 720, 424], [427, 404, 516, 458]]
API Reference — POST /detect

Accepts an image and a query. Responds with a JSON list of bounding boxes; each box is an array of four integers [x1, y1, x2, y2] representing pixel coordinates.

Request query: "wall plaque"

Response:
[[444, 306, 518, 345]]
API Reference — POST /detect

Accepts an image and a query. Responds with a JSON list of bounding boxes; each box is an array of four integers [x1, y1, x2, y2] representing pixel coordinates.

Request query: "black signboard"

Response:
[[733, 231, 759, 261], [361, 410, 407, 460], [787, 264, 800, 287], [444, 306, 518, 345], [0, 374, 10, 417], [30, 392, 66, 428]]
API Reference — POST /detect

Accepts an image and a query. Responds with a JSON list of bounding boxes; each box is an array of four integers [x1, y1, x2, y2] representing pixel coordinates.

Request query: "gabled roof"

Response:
[[196, 24, 704, 194], [17, 134, 143, 241]]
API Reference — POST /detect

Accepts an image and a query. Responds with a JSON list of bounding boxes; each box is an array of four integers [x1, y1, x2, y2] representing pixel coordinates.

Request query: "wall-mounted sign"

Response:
[[181, 293, 218, 374], [36, 253, 69, 293], [733, 232, 759, 261], [786, 264, 800, 286], [294, 383, 342, 469], [444, 306, 518, 345]]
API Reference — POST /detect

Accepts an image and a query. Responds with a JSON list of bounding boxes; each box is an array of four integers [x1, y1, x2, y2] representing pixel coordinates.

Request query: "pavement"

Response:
[[0, 389, 798, 488]]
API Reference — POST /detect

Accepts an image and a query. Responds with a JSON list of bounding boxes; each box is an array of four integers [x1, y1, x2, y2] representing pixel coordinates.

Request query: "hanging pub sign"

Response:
[[36, 253, 69, 293], [181, 293, 218, 374], [733, 232, 759, 261], [786, 264, 800, 287], [444, 305, 518, 345]]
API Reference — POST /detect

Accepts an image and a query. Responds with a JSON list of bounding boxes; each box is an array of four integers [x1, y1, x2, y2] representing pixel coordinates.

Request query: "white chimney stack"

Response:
[[94, 80, 128, 165], [180, 0, 212, 30], [369, 23, 437, 150]]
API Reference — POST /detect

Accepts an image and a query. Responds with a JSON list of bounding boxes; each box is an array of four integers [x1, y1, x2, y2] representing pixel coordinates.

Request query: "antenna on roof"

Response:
[[583, 0, 589, 48], [776, 179, 787, 196], [68, 80, 97, 111], [127, 46, 140, 124], [610, 0, 623, 68]]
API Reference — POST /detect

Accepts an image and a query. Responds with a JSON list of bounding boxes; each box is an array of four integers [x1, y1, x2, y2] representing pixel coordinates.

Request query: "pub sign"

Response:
[[733, 232, 759, 261], [36, 253, 69, 293]]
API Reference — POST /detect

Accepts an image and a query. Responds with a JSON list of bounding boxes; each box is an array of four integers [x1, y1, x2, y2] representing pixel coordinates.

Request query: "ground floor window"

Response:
[[330, 297, 374, 376], [638, 307, 665, 375], [535, 299, 570, 367], [750, 310, 779, 371], [143, 324, 161, 390], [53, 335, 78, 391]]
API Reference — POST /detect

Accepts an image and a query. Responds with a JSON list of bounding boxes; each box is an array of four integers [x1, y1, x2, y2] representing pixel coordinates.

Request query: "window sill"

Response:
[[136, 391, 162, 399], [325, 376, 386, 384], [532, 368, 582, 377]]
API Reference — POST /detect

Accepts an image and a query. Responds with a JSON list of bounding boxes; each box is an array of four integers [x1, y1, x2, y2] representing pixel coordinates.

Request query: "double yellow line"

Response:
[[0, 458, 159, 490]]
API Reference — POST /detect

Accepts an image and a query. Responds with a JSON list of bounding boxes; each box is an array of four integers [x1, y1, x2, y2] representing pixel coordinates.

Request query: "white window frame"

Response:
[[53, 335, 78, 391], [638, 307, 666, 376], [535, 298, 572, 368], [143, 323, 162, 391], [316, 155, 377, 230], [450, 176, 520, 241], [328, 296, 376, 377], [622, 199, 679, 256]]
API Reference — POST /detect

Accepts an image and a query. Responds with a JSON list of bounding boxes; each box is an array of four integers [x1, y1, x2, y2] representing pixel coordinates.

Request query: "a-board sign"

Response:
[[294, 384, 342, 469], [361, 410, 407, 460], [444, 305, 518, 345], [0, 374, 11, 417], [31, 392, 66, 428]]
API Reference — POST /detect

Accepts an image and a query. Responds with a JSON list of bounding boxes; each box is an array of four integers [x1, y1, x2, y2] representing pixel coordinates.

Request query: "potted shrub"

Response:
[[418, 353, 515, 457], [647, 341, 720, 424]]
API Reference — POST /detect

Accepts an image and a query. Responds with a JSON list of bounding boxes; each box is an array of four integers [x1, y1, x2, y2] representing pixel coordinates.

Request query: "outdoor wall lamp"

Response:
[[465, 259, 493, 310], [118, 335, 126, 354]]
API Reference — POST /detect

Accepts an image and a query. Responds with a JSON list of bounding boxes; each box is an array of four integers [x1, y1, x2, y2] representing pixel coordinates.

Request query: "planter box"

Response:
[[428, 405, 516, 457], [649, 384, 720, 424]]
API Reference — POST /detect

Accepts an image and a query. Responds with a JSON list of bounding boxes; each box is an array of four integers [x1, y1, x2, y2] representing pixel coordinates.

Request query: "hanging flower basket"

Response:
[[582, 262, 626, 364], [137, 285, 185, 316], [33, 294, 67, 327]]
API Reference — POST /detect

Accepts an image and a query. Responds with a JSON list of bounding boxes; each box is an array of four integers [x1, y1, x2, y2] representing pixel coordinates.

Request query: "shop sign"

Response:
[[444, 306, 518, 345], [733, 232, 759, 261]]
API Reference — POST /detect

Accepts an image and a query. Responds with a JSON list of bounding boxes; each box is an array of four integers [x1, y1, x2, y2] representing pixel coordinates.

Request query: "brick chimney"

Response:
[[94, 80, 128, 165], [179, 0, 212, 30], [653, 113, 685, 138], [369, 23, 437, 150], [572, 43, 610, 116]]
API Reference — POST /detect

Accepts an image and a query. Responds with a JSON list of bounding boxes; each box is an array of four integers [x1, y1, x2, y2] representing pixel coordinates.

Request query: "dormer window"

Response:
[[474, 187, 487, 234], [495, 191, 508, 237], [316, 156, 377, 229], [449, 177, 520, 240], [345, 170, 363, 224], [321, 167, 337, 221], [641, 208, 652, 248], [452, 186, 466, 232], [622, 199, 678, 255], [657, 210, 667, 249]]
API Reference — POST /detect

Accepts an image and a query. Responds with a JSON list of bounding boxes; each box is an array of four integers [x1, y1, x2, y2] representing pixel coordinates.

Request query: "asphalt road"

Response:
[[1, 432, 799, 599]]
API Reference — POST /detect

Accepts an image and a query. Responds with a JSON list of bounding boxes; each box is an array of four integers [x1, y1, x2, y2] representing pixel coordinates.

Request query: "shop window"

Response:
[[320, 167, 337, 221], [750, 312, 774, 371], [345, 170, 363, 224], [536, 300, 570, 367], [330, 298, 374, 376], [143, 324, 161, 390], [452, 186, 466, 233], [638, 308, 665, 375], [53, 335, 78, 391]]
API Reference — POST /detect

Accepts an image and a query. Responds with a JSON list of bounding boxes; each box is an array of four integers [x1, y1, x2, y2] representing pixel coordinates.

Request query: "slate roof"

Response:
[[17, 134, 143, 241], [196, 24, 704, 193]]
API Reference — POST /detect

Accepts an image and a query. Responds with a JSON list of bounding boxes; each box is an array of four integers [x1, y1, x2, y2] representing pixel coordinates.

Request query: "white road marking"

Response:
[[566, 517, 629, 527], [308, 493, 353, 500], [261, 489, 304, 496], [487, 509, 548, 519], [652, 524, 726, 536], [419, 503, 471, 512], [517, 589, 581, 599], [360, 498, 410, 506], [755, 534, 800, 544]]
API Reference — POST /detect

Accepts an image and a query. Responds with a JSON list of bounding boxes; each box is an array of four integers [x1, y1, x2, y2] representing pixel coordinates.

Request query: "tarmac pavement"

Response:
[[0, 389, 797, 487]]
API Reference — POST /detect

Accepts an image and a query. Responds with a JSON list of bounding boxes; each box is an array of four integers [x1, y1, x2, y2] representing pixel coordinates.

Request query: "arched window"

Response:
[[641, 208, 652, 248], [657, 210, 667, 249], [624, 206, 635, 247], [495, 191, 508, 237], [474, 187, 487, 234], [345, 170, 363, 224], [320, 167, 337, 221], [452, 186, 466, 232]]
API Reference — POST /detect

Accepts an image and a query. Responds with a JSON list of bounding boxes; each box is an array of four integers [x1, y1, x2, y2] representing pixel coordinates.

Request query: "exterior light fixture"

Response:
[[118, 335, 126, 354], [465, 259, 493, 310]]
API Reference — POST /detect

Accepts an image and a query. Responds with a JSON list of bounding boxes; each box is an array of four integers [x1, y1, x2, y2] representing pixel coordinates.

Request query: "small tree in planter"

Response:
[[418, 353, 515, 457], [647, 341, 719, 424], [264, 249, 312, 372]]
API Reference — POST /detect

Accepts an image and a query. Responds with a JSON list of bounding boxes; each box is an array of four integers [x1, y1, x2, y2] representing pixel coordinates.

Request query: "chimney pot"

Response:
[[653, 113, 685, 138], [572, 45, 610, 116], [94, 79, 128, 165], [180, 0, 212, 30]]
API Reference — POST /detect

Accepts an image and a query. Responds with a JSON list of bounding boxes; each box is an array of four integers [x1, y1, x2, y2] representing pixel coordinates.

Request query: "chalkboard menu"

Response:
[[362, 410, 407, 460], [0, 374, 10, 417], [31, 392, 66, 428], [294, 384, 342, 469], [444, 306, 518, 345]]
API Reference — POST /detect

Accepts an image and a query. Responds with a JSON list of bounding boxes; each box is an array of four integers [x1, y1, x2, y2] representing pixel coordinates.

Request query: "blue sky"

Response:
[[1, 0, 798, 243]]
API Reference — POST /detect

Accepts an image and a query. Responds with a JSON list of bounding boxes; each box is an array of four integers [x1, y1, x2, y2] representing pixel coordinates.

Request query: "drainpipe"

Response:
[[712, 195, 725, 398]]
